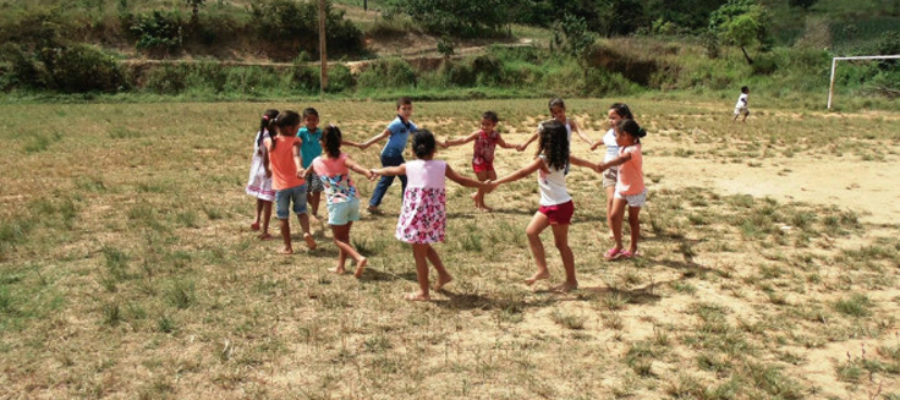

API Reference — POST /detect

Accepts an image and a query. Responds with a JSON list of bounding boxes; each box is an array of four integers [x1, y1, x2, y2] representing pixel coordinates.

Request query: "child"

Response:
[[596, 119, 647, 260], [309, 125, 373, 277], [297, 108, 326, 222], [489, 120, 600, 292], [439, 111, 516, 211], [298, 107, 365, 222], [264, 110, 317, 254], [246, 109, 278, 240], [369, 130, 487, 301], [590, 103, 634, 239], [359, 97, 417, 213], [733, 86, 750, 122], [516, 98, 595, 152]]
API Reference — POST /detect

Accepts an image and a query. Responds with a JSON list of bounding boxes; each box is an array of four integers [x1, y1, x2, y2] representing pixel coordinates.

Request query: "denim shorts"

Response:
[[307, 171, 324, 193], [327, 197, 361, 226], [275, 184, 308, 219]]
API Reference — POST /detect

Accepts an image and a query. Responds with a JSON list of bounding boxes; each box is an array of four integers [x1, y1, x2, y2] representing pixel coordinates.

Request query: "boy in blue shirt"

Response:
[[359, 97, 416, 213]]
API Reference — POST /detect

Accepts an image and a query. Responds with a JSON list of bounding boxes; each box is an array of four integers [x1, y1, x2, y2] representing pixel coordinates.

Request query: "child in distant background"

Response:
[[596, 119, 647, 260], [733, 86, 750, 122], [359, 97, 417, 213], [309, 125, 373, 277], [246, 109, 278, 240], [489, 120, 601, 293], [517, 98, 595, 153], [440, 111, 516, 211], [264, 110, 316, 254], [369, 130, 487, 301]]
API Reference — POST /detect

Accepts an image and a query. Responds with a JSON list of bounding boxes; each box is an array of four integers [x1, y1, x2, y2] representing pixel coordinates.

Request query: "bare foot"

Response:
[[404, 292, 430, 301], [525, 270, 550, 285], [258, 232, 272, 240], [329, 266, 346, 275], [353, 258, 367, 278], [250, 222, 260, 231], [479, 203, 493, 212], [551, 281, 579, 293], [279, 247, 293, 255], [434, 274, 453, 291], [303, 233, 317, 250]]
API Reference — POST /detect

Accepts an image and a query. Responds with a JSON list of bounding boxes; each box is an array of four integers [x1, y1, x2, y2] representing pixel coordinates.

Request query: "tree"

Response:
[[708, 0, 771, 64], [385, 0, 516, 38]]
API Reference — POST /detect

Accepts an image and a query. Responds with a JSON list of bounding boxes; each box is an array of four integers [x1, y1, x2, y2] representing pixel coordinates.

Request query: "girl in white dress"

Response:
[[245, 109, 278, 239]]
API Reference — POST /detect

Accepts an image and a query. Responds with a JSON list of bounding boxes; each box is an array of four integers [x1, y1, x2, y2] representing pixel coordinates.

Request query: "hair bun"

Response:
[[638, 127, 647, 138]]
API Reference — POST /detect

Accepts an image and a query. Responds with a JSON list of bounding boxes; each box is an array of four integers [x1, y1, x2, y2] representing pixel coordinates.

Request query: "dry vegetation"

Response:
[[0, 98, 898, 399]]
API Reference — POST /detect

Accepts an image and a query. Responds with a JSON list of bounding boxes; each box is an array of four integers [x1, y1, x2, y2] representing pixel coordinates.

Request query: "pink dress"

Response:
[[395, 159, 447, 244]]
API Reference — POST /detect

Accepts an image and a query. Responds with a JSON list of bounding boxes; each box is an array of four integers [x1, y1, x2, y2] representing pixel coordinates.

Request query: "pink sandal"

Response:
[[604, 248, 624, 260], [620, 250, 639, 259]]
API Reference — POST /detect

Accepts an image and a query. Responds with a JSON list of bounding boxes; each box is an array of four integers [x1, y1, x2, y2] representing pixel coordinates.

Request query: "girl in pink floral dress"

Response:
[[370, 130, 487, 301]]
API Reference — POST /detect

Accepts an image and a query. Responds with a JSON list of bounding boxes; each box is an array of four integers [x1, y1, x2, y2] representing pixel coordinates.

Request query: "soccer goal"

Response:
[[828, 54, 900, 110]]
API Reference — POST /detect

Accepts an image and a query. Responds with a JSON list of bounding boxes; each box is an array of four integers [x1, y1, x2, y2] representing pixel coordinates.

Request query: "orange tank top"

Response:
[[268, 135, 305, 190]]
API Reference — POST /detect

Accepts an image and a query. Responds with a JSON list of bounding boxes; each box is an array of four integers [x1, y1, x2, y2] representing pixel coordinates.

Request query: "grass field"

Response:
[[0, 98, 898, 399]]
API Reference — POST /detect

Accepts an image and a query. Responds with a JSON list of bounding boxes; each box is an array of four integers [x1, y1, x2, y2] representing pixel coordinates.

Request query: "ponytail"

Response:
[[258, 109, 279, 149]]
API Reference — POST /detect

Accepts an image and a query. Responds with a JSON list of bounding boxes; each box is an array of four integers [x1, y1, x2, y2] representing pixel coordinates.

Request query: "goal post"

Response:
[[828, 55, 900, 110]]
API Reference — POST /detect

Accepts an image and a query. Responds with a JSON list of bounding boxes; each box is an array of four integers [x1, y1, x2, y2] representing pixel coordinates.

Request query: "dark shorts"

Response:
[[538, 200, 574, 225]]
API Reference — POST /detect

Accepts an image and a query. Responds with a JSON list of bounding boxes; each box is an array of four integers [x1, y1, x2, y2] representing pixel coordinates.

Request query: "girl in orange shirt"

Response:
[[596, 119, 647, 260]]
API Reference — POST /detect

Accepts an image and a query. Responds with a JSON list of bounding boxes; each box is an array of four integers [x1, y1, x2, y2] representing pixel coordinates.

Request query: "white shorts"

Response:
[[734, 106, 749, 116], [614, 189, 647, 207]]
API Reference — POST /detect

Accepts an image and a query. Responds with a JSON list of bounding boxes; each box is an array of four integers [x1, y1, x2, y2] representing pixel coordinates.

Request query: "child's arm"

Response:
[[516, 130, 539, 152], [491, 157, 543, 188], [596, 152, 633, 172], [369, 164, 406, 180], [569, 155, 599, 171], [495, 133, 517, 149], [262, 149, 272, 177], [441, 131, 478, 148], [345, 155, 375, 180], [569, 118, 595, 148], [341, 139, 363, 149], [359, 129, 391, 150], [445, 164, 488, 189], [293, 140, 305, 178]]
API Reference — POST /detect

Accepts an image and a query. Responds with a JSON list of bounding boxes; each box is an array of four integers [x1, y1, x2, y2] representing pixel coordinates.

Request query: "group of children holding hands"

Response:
[[245, 97, 647, 301]]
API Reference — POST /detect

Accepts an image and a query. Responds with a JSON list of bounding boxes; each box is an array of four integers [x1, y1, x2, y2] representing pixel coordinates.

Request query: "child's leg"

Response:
[[550, 223, 577, 291], [331, 222, 367, 277], [472, 170, 491, 210], [279, 218, 292, 254], [609, 198, 628, 251], [425, 245, 452, 290], [260, 200, 272, 239], [525, 211, 551, 284], [627, 206, 641, 253], [252, 199, 263, 229], [408, 244, 431, 301], [369, 154, 403, 209], [291, 185, 316, 249], [605, 185, 616, 238], [274, 190, 292, 253], [310, 191, 321, 218]]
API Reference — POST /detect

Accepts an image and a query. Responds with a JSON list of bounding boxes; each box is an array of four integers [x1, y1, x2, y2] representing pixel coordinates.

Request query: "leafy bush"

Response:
[[326, 63, 354, 93], [126, 10, 185, 54], [291, 65, 320, 93], [250, 0, 362, 59], [357, 58, 416, 88], [144, 63, 189, 94], [386, 0, 513, 38], [39, 44, 125, 92]]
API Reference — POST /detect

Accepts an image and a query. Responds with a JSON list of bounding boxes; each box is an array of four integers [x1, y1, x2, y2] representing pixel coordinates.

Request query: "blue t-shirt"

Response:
[[382, 116, 416, 157], [297, 126, 323, 168]]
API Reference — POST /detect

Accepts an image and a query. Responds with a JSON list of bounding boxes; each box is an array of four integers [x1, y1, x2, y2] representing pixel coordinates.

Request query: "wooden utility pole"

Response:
[[318, 0, 327, 94]]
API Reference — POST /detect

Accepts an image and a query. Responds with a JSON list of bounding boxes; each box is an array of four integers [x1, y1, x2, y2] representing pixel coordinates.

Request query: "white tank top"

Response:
[[537, 155, 571, 206]]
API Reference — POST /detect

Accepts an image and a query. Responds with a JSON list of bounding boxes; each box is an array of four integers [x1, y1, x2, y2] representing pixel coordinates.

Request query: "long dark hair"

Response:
[[412, 129, 436, 159], [258, 109, 279, 149], [322, 125, 342, 158], [538, 120, 568, 171], [271, 110, 300, 150], [609, 103, 634, 120]]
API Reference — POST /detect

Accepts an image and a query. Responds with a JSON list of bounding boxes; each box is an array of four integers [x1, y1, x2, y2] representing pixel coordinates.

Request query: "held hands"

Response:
[[594, 163, 607, 173], [439, 140, 450, 149], [515, 144, 526, 152], [296, 168, 306, 179], [368, 169, 380, 181], [482, 180, 500, 193], [590, 141, 601, 151]]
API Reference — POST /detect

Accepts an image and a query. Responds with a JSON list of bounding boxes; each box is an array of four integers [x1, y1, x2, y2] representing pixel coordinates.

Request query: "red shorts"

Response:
[[472, 161, 494, 174], [538, 200, 574, 225]]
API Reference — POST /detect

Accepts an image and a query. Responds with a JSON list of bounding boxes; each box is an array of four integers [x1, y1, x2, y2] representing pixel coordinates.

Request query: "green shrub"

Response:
[[126, 10, 185, 54], [250, 0, 362, 59], [291, 65, 320, 92], [326, 63, 354, 93], [39, 44, 125, 92], [144, 63, 189, 94], [357, 58, 416, 89]]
